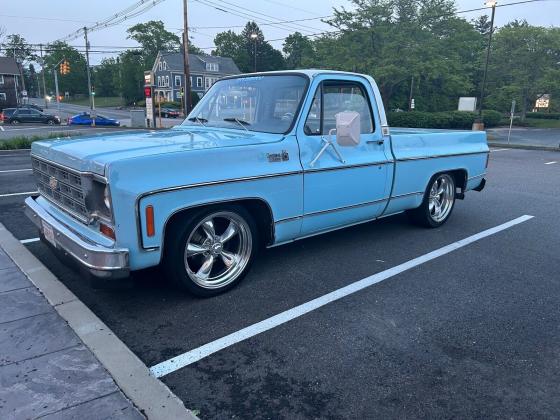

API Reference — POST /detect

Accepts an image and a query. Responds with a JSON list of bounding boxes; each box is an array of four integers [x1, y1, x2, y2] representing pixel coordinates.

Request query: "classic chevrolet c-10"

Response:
[[25, 70, 488, 296]]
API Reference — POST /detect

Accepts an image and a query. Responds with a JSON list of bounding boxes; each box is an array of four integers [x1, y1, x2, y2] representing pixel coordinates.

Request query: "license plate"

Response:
[[42, 221, 56, 248]]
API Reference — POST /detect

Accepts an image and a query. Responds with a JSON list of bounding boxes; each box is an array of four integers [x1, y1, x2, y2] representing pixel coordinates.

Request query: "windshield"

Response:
[[182, 74, 308, 134]]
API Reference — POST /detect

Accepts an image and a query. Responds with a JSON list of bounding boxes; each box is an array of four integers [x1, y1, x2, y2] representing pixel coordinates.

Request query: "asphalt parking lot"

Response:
[[1, 147, 559, 418]]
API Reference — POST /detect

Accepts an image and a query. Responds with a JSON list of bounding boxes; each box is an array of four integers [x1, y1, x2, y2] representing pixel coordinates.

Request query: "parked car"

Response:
[[25, 70, 488, 297], [3, 108, 60, 125], [20, 103, 44, 112], [68, 112, 120, 126], [160, 107, 180, 118]]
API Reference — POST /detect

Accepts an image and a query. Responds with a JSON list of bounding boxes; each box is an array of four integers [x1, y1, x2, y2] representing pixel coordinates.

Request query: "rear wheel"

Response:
[[164, 205, 258, 297], [47, 119, 55, 125], [408, 173, 456, 228], [10, 119, 20, 125]]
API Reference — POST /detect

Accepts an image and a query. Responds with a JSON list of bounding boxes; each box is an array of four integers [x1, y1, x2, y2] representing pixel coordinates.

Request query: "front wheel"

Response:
[[163, 206, 258, 297], [408, 173, 456, 228]]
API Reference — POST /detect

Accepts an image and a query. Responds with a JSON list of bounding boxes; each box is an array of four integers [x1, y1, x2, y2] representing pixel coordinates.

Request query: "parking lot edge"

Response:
[[0, 222, 198, 420]]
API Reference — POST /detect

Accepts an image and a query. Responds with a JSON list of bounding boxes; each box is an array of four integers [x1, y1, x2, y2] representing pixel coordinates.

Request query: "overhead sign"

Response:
[[535, 94, 550, 108], [144, 71, 153, 85], [410, 98, 415, 109]]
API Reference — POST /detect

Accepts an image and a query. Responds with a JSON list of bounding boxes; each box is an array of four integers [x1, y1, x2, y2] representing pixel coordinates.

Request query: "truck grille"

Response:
[[32, 157, 88, 221]]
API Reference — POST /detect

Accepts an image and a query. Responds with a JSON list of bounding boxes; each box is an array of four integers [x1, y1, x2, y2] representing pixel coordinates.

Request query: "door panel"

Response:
[[297, 76, 391, 235]]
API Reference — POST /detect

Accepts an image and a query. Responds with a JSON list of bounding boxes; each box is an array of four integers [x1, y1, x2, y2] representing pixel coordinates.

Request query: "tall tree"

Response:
[[4, 34, 36, 63], [214, 22, 284, 72], [94, 58, 120, 98], [283, 32, 315, 69], [119, 50, 144, 103], [127, 20, 181, 67], [43, 41, 88, 96], [487, 21, 560, 117]]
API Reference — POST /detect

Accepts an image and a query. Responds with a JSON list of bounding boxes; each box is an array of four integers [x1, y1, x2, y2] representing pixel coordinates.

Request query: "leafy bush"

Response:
[[388, 110, 503, 129], [0, 132, 70, 150], [525, 112, 560, 120]]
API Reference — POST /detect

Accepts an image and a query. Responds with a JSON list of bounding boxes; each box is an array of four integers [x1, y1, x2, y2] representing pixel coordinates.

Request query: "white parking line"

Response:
[[490, 148, 512, 152], [20, 237, 40, 244], [544, 161, 557, 165], [0, 169, 32, 173], [0, 125, 4, 132], [149, 214, 535, 378], [0, 191, 37, 198]]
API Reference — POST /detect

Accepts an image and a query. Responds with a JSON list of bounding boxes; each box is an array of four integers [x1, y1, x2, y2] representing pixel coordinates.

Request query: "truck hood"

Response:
[[31, 126, 284, 175]]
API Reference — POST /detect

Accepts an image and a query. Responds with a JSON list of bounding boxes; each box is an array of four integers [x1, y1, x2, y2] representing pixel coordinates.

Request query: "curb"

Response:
[[488, 142, 560, 152], [0, 223, 197, 420]]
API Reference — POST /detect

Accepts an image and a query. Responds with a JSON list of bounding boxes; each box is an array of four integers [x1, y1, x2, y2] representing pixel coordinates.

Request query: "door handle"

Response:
[[367, 139, 385, 145]]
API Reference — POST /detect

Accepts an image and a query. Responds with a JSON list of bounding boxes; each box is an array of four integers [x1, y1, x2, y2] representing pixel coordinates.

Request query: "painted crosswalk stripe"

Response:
[[544, 161, 557, 165], [149, 214, 535, 378]]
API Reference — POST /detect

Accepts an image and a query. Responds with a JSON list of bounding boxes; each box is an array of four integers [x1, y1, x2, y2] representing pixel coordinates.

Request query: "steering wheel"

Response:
[[281, 112, 294, 121]]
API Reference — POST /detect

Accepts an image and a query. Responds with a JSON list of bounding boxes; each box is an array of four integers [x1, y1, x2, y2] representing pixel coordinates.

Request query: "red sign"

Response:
[[144, 86, 152, 98]]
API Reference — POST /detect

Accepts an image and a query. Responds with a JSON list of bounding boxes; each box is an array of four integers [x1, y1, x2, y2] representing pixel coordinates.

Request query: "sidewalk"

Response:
[[0, 244, 144, 419]]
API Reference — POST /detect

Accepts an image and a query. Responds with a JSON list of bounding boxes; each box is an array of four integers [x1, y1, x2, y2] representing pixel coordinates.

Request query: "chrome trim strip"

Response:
[[31, 154, 107, 181], [390, 191, 424, 200], [468, 173, 487, 181], [24, 197, 129, 276], [304, 161, 392, 173], [396, 151, 489, 162], [269, 210, 405, 248], [275, 197, 388, 224]]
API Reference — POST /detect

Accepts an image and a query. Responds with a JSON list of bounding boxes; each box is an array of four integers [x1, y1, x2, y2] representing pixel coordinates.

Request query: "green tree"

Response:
[[487, 21, 560, 118], [94, 58, 119, 98], [283, 32, 315, 69], [214, 22, 284, 72], [4, 34, 36, 63], [43, 41, 88, 96], [119, 50, 144, 103], [127, 20, 181, 67]]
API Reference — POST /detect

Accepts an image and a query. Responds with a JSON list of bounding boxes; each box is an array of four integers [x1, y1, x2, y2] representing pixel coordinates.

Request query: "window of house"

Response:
[[157, 76, 161, 87], [166, 76, 170, 87], [0, 75, 4, 85], [189, 76, 192, 87], [196, 77, 203, 87], [158, 62, 162, 71], [205, 62, 219, 72], [0, 93, 6, 101], [304, 80, 374, 135], [175, 75, 181, 87], [163, 61, 167, 70]]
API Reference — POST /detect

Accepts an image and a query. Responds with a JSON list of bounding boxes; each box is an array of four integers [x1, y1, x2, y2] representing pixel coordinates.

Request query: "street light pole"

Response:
[[250, 33, 258, 72], [40, 44, 48, 109], [475, 1, 497, 130], [83, 27, 93, 111]]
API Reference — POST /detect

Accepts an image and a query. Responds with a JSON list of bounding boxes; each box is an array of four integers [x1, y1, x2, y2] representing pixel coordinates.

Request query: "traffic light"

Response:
[[144, 86, 152, 98], [91, 85, 95, 96], [59, 60, 70, 75]]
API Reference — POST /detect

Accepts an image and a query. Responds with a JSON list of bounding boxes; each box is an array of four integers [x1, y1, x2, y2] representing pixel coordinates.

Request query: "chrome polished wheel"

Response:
[[428, 174, 455, 223], [183, 211, 252, 289]]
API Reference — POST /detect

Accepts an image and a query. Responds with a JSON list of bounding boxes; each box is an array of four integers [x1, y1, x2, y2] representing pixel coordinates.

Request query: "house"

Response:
[[152, 52, 240, 102], [0, 56, 24, 110]]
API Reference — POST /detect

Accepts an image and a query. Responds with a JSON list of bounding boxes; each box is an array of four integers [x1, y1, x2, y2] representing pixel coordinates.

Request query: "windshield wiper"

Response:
[[223, 117, 250, 131], [187, 116, 207, 126]]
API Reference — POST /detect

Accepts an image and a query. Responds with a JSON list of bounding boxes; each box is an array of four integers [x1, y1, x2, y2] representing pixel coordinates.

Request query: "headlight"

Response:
[[85, 179, 112, 222]]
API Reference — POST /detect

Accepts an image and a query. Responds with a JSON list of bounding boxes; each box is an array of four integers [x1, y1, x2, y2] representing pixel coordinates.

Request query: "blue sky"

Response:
[[1, 0, 559, 64]]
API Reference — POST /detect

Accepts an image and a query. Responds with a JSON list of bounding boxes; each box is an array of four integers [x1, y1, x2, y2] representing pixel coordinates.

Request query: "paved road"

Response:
[[0, 124, 142, 142], [488, 127, 560, 148], [1, 148, 559, 418]]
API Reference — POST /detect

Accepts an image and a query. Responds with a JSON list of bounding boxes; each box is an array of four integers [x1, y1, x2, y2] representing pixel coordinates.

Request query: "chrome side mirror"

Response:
[[335, 111, 361, 147]]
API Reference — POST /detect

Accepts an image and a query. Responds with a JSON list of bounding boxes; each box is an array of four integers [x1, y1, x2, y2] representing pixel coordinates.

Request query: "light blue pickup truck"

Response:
[[25, 70, 488, 296]]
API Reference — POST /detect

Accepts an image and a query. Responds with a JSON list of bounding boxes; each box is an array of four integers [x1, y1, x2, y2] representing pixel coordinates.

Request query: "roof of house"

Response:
[[0, 56, 22, 76], [155, 52, 240, 75]]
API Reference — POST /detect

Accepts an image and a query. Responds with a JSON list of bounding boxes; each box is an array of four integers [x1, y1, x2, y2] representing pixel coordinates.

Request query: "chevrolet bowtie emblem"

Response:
[[49, 176, 58, 190]]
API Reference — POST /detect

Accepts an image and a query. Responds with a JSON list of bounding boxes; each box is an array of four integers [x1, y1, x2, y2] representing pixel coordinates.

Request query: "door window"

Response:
[[304, 81, 375, 136]]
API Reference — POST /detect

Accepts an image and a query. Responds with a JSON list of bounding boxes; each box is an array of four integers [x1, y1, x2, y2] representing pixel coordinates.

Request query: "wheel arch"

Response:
[[425, 168, 468, 194], [161, 197, 275, 260]]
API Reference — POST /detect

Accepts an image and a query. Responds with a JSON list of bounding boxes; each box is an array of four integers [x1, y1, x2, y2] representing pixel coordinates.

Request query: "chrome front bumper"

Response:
[[24, 196, 130, 279]]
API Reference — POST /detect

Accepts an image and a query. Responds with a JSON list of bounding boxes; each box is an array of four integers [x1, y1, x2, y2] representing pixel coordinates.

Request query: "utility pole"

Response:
[[250, 33, 258, 72], [182, 0, 192, 114], [40, 44, 48, 109], [84, 27, 93, 110], [474, 0, 497, 130]]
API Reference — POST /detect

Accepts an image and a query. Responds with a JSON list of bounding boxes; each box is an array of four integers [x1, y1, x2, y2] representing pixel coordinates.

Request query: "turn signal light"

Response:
[[146, 205, 155, 237], [100, 223, 115, 240]]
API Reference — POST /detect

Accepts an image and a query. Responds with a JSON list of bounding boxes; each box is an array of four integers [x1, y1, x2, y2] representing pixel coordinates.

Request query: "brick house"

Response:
[[152, 52, 240, 102], [0, 56, 24, 110]]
